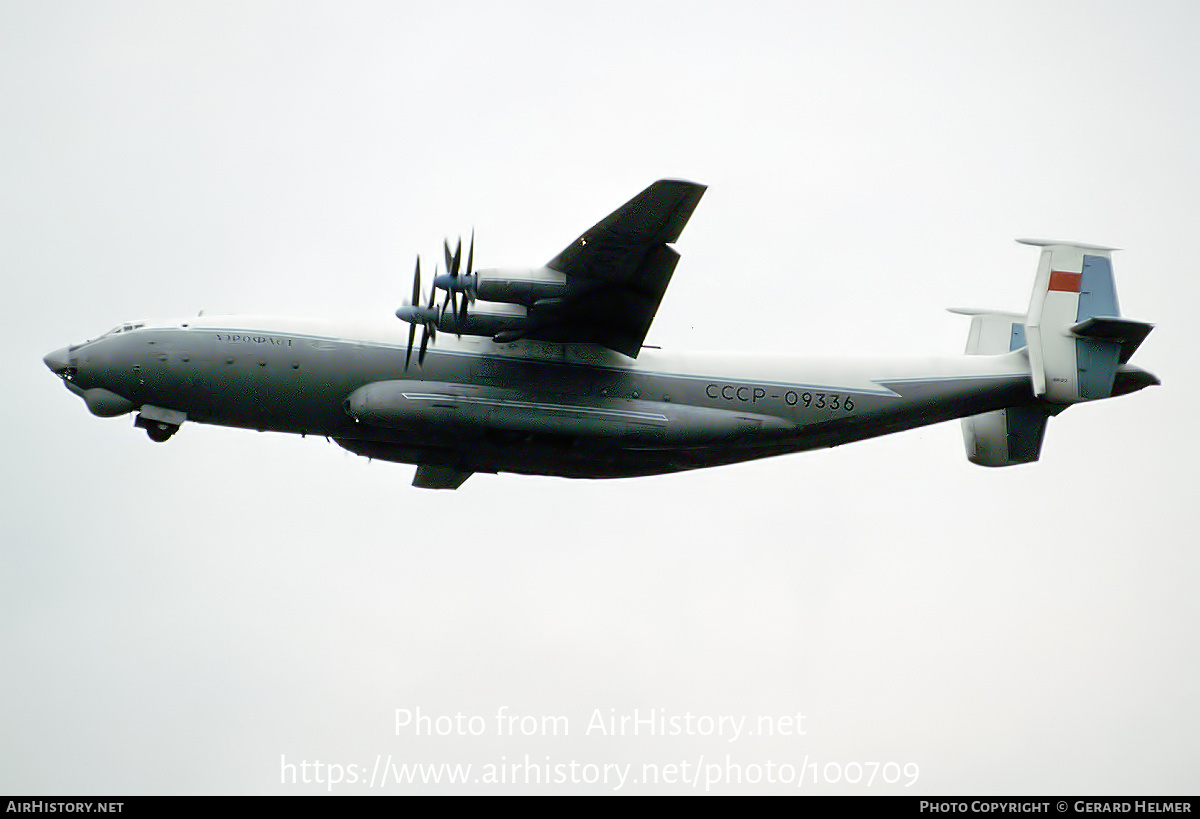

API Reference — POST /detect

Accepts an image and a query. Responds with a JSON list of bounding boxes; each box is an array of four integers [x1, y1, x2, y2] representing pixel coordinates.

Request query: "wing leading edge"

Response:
[[531, 179, 706, 357]]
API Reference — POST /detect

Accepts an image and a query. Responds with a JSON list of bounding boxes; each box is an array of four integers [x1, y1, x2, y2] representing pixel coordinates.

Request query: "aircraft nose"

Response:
[[43, 346, 72, 374]]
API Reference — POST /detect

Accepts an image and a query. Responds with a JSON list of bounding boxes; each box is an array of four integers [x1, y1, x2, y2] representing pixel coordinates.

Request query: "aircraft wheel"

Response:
[[145, 422, 178, 443]]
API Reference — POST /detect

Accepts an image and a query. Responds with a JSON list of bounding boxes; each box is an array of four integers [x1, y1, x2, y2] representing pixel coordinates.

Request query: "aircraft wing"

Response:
[[530, 179, 706, 357]]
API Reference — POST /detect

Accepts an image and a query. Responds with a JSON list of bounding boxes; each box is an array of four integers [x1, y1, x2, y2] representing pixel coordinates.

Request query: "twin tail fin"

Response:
[[951, 239, 1157, 467]]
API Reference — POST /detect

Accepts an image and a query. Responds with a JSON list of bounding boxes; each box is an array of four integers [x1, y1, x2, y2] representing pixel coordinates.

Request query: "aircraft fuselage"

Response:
[[47, 314, 1037, 480]]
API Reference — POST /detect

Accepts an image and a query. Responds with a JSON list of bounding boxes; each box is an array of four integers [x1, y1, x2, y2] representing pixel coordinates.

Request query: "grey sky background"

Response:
[[2, 0, 1196, 794]]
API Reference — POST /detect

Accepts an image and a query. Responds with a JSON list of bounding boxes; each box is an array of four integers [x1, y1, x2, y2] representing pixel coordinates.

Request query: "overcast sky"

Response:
[[3, 0, 1197, 794]]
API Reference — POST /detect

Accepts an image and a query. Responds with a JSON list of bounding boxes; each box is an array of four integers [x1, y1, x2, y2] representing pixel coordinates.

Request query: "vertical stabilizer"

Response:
[[949, 307, 1049, 466], [952, 239, 1155, 466], [1019, 239, 1140, 404]]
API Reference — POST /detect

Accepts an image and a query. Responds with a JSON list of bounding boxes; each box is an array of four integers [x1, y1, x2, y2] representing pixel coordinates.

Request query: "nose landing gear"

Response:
[[146, 422, 178, 442], [133, 406, 186, 443]]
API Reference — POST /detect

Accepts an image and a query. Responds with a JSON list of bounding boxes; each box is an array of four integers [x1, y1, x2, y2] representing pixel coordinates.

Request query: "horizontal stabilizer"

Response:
[[1070, 316, 1154, 364], [1111, 364, 1161, 396]]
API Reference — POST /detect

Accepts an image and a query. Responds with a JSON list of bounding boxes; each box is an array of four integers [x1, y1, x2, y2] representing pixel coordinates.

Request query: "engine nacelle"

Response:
[[435, 302, 528, 337], [474, 266, 567, 306]]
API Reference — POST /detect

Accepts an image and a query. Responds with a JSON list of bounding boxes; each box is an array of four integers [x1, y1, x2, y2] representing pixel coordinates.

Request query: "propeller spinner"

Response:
[[433, 231, 476, 328]]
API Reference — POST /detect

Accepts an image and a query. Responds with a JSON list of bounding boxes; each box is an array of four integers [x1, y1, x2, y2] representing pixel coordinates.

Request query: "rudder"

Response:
[[1020, 239, 1151, 403], [951, 239, 1156, 467]]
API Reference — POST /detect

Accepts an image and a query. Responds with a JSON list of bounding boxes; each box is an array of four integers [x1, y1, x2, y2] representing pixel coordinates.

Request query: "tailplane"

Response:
[[1018, 239, 1154, 402], [950, 239, 1157, 467]]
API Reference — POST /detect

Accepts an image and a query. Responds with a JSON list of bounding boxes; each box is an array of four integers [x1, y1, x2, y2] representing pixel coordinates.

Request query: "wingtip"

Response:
[[655, 178, 707, 191]]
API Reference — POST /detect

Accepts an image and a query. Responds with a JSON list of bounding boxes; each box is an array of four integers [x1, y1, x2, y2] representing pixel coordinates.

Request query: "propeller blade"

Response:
[[461, 230, 474, 320], [439, 238, 463, 316], [418, 326, 431, 366], [425, 265, 438, 364], [405, 256, 421, 369]]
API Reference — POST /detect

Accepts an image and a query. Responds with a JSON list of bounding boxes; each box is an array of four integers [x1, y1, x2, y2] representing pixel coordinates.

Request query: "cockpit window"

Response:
[[100, 322, 146, 337]]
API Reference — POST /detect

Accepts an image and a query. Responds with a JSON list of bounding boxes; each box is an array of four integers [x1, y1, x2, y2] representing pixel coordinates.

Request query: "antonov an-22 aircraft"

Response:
[[43, 180, 1157, 489]]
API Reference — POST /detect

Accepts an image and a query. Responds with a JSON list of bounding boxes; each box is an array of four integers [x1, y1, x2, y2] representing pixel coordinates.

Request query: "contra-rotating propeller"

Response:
[[433, 230, 476, 328], [394, 256, 440, 369]]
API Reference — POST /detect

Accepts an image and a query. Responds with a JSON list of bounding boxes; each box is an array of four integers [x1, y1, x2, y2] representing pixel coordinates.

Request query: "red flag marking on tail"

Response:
[[1048, 271, 1081, 292]]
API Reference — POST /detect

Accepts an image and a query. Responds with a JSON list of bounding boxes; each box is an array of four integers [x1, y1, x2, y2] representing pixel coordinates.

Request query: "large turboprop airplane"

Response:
[[43, 180, 1157, 489]]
